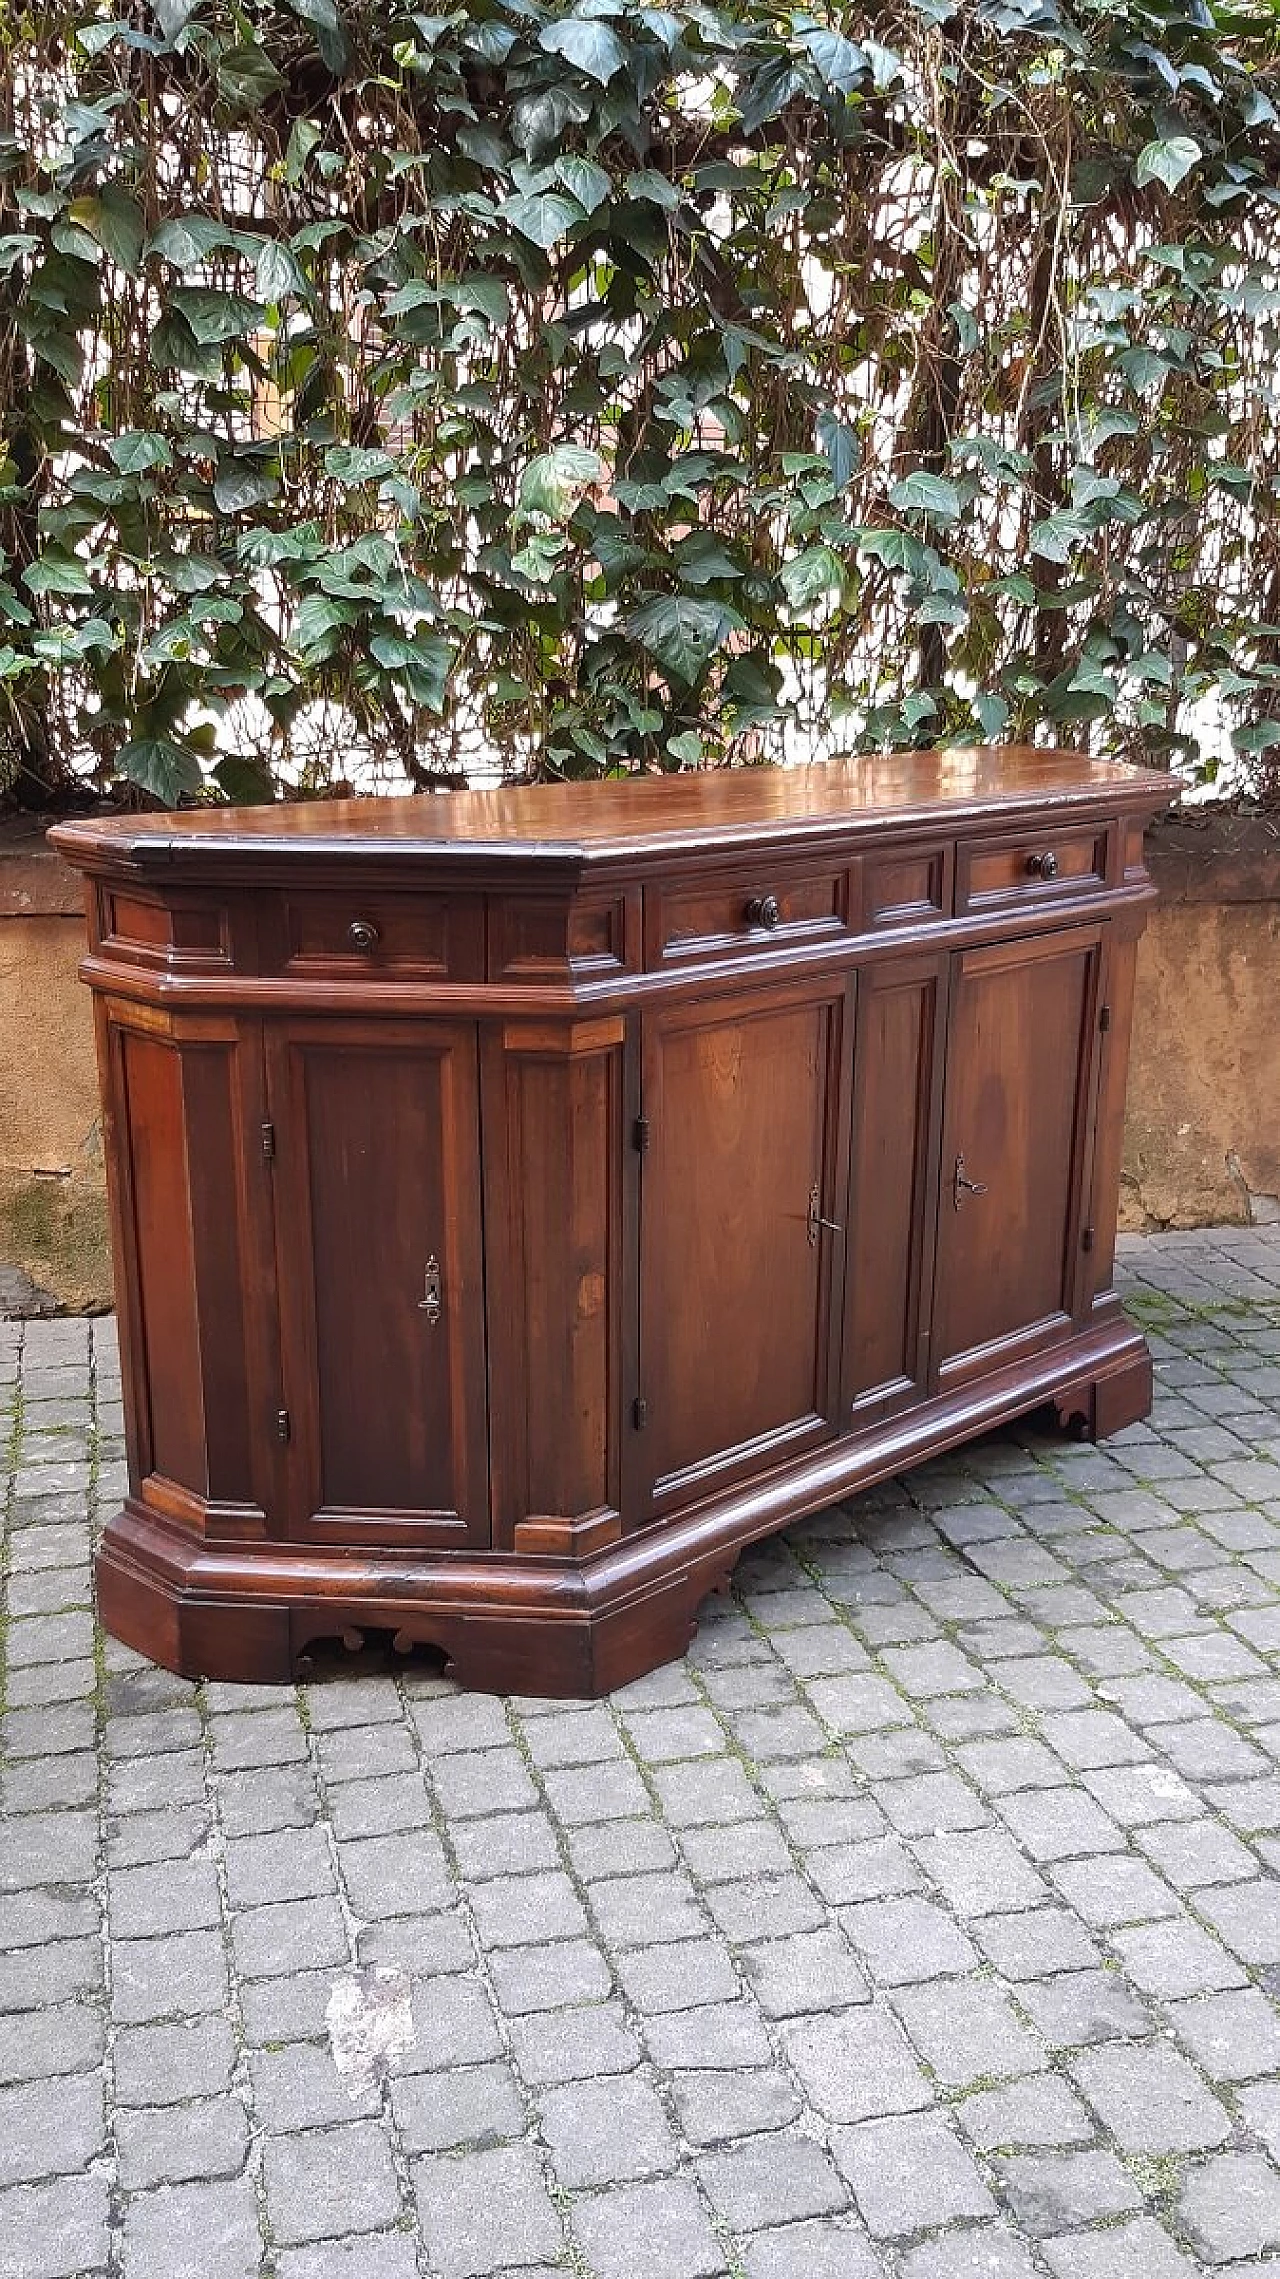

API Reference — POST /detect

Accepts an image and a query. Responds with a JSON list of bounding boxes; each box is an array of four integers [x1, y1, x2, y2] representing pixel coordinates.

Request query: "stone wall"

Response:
[[0, 809, 1276, 1311], [0, 825, 110, 1314], [1121, 810, 1280, 1231]]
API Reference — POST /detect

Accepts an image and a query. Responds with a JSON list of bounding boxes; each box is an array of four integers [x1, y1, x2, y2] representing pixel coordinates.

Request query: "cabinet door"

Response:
[[933, 926, 1104, 1385], [267, 1019, 489, 1547], [842, 952, 948, 1423], [638, 974, 851, 1520]]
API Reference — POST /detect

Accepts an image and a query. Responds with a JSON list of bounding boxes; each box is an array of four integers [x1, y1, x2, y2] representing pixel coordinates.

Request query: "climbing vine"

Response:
[[2, 0, 1279, 805]]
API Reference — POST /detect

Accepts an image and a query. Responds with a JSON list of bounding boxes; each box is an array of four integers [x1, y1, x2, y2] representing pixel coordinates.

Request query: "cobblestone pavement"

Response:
[[3, 1229, 1280, 2279]]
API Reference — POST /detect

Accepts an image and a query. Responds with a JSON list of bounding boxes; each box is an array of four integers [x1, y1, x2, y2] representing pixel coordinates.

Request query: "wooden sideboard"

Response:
[[52, 748, 1172, 1696]]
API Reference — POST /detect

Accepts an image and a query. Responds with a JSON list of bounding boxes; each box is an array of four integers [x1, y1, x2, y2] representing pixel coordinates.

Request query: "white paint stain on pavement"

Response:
[[326, 1966, 414, 2092]]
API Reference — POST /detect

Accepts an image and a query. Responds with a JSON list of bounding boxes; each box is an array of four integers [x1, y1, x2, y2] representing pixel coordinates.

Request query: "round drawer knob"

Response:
[[1026, 851, 1059, 880], [745, 894, 781, 930], [348, 918, 381, 953]]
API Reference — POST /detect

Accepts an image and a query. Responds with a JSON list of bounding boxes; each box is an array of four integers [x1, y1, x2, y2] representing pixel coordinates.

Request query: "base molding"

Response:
[[95, 1311, 1153, 1698]]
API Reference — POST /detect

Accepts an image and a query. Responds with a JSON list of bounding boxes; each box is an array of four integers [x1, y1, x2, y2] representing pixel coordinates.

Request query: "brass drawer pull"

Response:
[[745, 894, 781, 930], [1025, 851, 1059, 880], [348, 918, 380, 953]]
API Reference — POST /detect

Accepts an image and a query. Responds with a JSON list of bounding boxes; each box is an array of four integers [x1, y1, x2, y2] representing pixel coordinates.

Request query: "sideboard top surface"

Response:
[[51, 745, 1173, 879]]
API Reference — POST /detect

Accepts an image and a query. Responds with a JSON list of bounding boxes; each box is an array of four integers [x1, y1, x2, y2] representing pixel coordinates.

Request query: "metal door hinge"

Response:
[[632, 1116, 649, 1155], [276, 1407, 291, 1443], [261, 1120, 276, 1162], [632, 1395, 648, 1430], [1082, 1225, 1096, 1254], [1099, 1004, 1112, 1033], [417, 1255, 443, 1326]]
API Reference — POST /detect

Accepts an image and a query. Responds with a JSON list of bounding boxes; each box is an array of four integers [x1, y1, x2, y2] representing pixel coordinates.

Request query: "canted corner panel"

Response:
[[483, 1021, 630, 1545], [110, 1018, 262, 1515]]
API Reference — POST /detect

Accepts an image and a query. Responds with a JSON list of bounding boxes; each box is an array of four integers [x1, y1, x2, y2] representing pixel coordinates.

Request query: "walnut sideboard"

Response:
[[52, 747, 1171, 1696]]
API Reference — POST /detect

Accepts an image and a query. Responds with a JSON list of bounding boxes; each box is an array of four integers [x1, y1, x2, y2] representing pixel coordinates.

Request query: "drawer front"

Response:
[[276, 891, 484, 978], [865, 843, 952, 929], [957, 824, 1112, 915], [647, 865, 849, 967]]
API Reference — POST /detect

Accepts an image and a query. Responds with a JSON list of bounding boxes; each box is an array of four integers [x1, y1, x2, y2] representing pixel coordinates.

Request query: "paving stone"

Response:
[[390, 2061, 526, 2154], [972, 1908, 1100, 1980], [892, 1979, 1045, 2087], [568, 2176, 726, 2279], [707, 1874, 827, 1944], [274, 2234, 421, 2279], [111, 1931, 229, 2030], [783, 2007, 932, 2122], [740, 1929, 870, 2017], [0, 2074, 105, 2186], [1237, 2080, 1280, 2160], [1069, 2040, 1232, 2151], [900, 2226, 1040, 2279], [394, 1974, 504, 2072], [431, 1748, 541, 1820], [841, 1896, 978, 1985], [956, 2074, 1094, 2152], [114, 2016, 236, 2108], [589, 1869, 710, 1948], [1111, 1917, 1248, 1997], [489, 1937, 613, 2018], [249, 2039, 381, 2131], [120, 2175, 260, 2279], [262, 2119, 402, 2245], [0, 2173, 111, 2277], [540, 2074, 678, 2186], [1177, 2153, 1280, 2263], [673, 2065, 802, 2146], [1040, 2217, 1200, 2278], [0, 2001, 103, 2085], [643, 2001, 774, 2073], [1016, 1971, 1154, 2050], [115, 2097, 250, 2190], [808, 1837, 923, 1905], [508, 1999, 641, 2087], [994, 1790, 1126, 1863], [1196, 1875, 1280, 1963], [541, 1758, 653, 1825], [832, 2113, 995, 2237], [740, 2217, 886, 2278], [1165, 1987, 1280, 2082], [616, 1937, 739, 2013], [108, 1855, 222, 1935], [450, 1811, 560, 1881], [994, 2149, 1141, 2236], [1047, 1855, 1181, 1928], [230, 1895, 349, 1981], [699, 2134, 848, 2229], [912, 1830, 1047, 1917], [415, 2143, 563, 2276]]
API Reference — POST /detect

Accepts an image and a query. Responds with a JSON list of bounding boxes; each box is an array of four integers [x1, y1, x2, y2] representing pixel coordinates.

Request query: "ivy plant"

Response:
[[2, 0, 1279, 806]]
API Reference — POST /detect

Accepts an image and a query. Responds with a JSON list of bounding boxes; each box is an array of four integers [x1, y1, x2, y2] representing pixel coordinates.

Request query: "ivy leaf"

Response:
[[115, 736, 204, 802], [623, 595, 742, 684], [673, 531, 743, 584], [286, 0, 349, 73], [538, 19, 628, 84], [107, 432, 172, 474], [499, 191, 584, 249], [519, 445, 603, 519], [555, 157, 612, 215], [816, 411, 859, 490], [800, 27, 867, 91], [368, 631, 453, 711], [255, 238, 306, 303], [217, 42, 286, 108], [170, 287, 265, 343], [1135, 136, 1202, 192], [96, 186, 145, 273], [24, 551, 94, 598], [212, 458, 279, 514], [972, 691, 1010, 738], [294, 594, 356, 655], [781, 545, 844, 610], [324, 445, 398, 485], [888, 471, 963, 520]]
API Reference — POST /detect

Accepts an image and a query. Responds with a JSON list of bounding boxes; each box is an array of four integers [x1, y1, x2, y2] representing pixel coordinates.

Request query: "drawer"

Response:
[[865, 843, 952, 928], [647, 865, 849, 967], [956, 824, 1112, 915], [275, 890, 484, 978]]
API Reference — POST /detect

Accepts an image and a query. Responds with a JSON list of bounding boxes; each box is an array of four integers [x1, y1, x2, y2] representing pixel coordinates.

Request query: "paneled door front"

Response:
[[638, 974, 852, 1521], [266, 1019, 489, 1546], [933, 925, 1105, 1387]]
